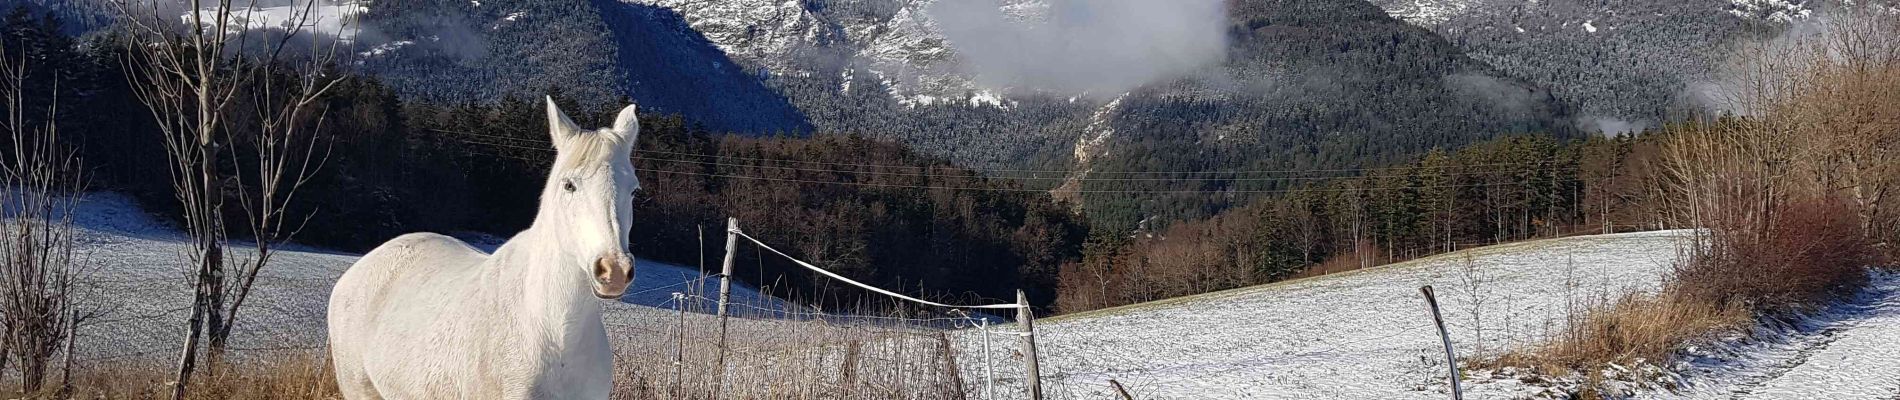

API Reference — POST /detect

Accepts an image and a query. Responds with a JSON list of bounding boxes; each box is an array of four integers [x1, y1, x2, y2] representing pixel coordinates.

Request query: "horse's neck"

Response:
[[487, 226, 602, 339]]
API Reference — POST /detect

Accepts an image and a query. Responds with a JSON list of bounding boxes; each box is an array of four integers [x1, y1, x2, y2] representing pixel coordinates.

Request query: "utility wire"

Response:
[[453, 136, 1575, 194], [641, 168, 1580, 194], [429, 128, 1562, 176]]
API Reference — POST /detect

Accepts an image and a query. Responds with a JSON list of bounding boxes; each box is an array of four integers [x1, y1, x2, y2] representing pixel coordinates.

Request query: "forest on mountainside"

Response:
[[16, 0, 1603, 238], [1069, 0, 1577, 232], [14, 3, 1851, 316], [0, 10, 1083, 308], [1058, 123, 1742, 313]]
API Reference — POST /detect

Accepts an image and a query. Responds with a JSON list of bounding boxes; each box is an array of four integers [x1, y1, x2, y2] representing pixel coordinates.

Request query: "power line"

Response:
[[428, 128, 1561, 177], [629, 153, 1542, 182], [641, 168, 1579, 194], [635, 146, 1555, 176], [449, 136, 1575, 193]]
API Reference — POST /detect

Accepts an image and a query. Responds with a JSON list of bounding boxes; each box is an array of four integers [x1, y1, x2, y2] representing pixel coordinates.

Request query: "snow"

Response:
[[952, 231, 1693, 399], [1737, 271, 1900, 398], [38, 192, 782, 366], [968, 90, 1009, 108], [356, 40, 414, 58], [625, 0, 993, 106], [33, 191, 1900, 398], [1383, 0, 1478, 27], [1728, 0, 1814, 23], [1657, 269, 1900, 399], [184, 1, 367, 41]]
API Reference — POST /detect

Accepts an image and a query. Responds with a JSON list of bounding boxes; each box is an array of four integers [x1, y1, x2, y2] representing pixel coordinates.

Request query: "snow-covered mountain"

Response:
[[1364, 0, 1816, 134], [582, 0, 1575, 230], [623, 0, 1006, 108], [16, 0, 1586, 229]]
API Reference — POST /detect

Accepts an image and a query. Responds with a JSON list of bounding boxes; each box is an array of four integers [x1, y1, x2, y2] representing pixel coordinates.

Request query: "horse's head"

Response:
[[540, 97, 639, 299]]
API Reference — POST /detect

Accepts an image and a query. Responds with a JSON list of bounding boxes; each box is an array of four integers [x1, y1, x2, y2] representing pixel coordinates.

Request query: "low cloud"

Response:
[[1577, 116, 1650, 136], [928, 0, 1229, 97], [1444, 72, 1540, 118]]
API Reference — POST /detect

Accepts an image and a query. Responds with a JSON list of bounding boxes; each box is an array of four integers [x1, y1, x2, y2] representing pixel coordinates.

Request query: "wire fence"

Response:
[[600, 218, 1047, 399], [47, 214, 1549, 399], [597, 218, 1492, 399]]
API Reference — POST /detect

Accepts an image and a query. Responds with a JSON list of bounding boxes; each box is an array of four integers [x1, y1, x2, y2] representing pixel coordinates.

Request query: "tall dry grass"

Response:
[[603, 290, 982, 400], [26, 299, 982, 400], [11, 353, 337, 400]]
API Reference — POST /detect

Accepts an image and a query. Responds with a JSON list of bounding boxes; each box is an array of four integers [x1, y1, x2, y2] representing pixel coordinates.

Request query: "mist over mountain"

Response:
[[13, 0, 1773, 231], [280, 0, 1587, 229], [1365, 0, 1800, 134], [928, 0, 1229, 96]]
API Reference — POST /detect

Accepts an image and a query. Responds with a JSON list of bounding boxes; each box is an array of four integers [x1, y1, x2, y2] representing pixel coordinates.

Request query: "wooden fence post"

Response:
[[672, 292, 686, 397], [1108, 379, 1134, 400], [1017, 290, 1043, 400], [1420, 285, 1463, 400], [980, 318, 995, 400], [715, 217, 739, 395]]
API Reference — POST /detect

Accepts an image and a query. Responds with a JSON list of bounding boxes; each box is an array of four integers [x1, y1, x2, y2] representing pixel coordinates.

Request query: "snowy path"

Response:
[[953, 231, 1694, 399], [1675, 270, 1900, 400]]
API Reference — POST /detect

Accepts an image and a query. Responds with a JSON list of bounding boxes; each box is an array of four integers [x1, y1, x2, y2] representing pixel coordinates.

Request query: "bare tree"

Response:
[[0, 42, 97, 395], [107, 0, 348, 396], [1783, 10, 1900, 246], [1690, 8, 1900, 243], [1454, 252, 1492, 359]]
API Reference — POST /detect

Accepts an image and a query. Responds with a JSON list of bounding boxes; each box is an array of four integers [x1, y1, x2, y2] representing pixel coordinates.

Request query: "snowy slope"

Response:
[[1735, 271, 1900, 399], [44, 192, 780, 365], [1667, 270, 1900, 399], [1364, 0, 1773, 133], [953, 231, 1695, 399], [42, 193, 1900, 398]]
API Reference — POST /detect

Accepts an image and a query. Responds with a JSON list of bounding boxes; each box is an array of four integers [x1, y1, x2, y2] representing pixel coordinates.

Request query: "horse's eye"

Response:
[[563, 180, 577, 193]]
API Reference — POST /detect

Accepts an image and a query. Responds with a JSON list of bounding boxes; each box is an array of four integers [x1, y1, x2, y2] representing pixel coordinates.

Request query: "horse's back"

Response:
[[330, 232, 485, 319], [329, 232, 489, 399]]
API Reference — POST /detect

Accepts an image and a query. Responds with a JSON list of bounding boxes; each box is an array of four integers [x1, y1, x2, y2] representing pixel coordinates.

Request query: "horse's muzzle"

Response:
[[593, 253, 633, 299]]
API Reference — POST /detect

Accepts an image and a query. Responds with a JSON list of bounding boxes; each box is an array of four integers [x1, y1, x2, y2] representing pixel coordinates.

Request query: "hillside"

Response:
[[49, 192, 788, 365], [17, 0, 1593, 231], [947, 230, 1694, 398], [352, 0, 810, 134], [616, 0, 1574, 229], [1367, 0, 1791, 133], [42, 193, 1900, 399]]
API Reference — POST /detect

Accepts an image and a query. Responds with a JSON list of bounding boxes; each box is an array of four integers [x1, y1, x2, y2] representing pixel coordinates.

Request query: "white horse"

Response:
[[328, 97, 640, 399]]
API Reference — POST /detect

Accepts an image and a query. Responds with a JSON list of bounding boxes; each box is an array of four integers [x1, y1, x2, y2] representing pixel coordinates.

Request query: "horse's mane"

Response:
[[557, 129, 633, 171]]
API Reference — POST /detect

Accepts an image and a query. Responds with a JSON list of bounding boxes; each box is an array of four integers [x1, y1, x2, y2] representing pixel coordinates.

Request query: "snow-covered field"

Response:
[[49, 192, 776, 366], [952, 231, 1695, 399], [31, 192, 1900, 398]]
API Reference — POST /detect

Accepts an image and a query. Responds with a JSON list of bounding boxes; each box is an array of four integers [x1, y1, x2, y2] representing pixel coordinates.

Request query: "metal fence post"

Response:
[[1017, 290, 1043, 400], [1420, 285, 1463, 400]]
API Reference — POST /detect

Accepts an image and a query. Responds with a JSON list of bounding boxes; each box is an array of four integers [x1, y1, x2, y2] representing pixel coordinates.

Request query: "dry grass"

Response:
[[1493, 11, 1900, 396], [604, 294, 977, 400], [14, 310, 976, 400], [11, 353, 339, 400], [1287, 242, 1386, 280], [1494, 198, 1875, 397], [1494, 290, 1752, 375]]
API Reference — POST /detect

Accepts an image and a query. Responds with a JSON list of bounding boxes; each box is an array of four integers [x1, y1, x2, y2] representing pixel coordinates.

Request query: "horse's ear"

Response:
[[545, 96, 581, 150], [611, 103, 639, 146]]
